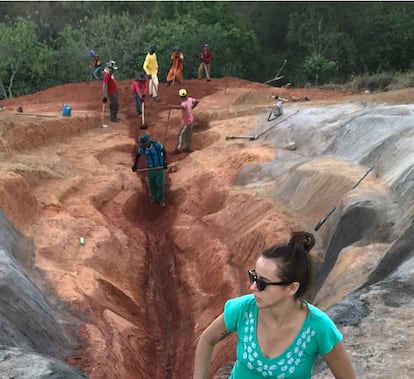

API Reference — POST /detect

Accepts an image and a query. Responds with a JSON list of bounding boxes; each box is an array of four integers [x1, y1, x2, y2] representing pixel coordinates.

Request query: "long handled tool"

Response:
[[101, 103, 108, 128], [134, 166, 164, 172], [163, 109, 172, 144], [140, 101, 146, 129], [203, 62, 210, 81], [135, 165, 177, 173], [15, 113, 58, 118], [225, 110, 299, 141], [264, 59, 287, 85], [172, 59, 179, 86], [314, 165, 375, 231]]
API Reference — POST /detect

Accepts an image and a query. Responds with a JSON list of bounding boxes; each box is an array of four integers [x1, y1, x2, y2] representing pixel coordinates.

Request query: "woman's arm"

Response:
[[323, 342, 356, 379], [193, 313, 232, 379]]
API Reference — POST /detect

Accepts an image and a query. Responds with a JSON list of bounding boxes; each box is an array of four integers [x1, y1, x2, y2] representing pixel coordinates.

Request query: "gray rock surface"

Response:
[[236, 102, 414, 378], [0, 209, 87, 377], [0, 346, 88, 378]]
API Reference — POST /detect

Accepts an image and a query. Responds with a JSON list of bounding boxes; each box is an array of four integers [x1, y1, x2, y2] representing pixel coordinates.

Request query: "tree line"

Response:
[[1, 2, 413, 99]]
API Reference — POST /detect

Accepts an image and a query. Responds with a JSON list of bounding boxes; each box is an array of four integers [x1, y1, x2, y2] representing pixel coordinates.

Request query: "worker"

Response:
[[131, 134, 168, 207], [89, 49, 103, 80], [143, 44, 160, 101], [102, 60, 120, 122], [131, 71, 148, 115], [166, 47, 184, 85], [197, 43, 212, 81], [171, 88, 199, 154]]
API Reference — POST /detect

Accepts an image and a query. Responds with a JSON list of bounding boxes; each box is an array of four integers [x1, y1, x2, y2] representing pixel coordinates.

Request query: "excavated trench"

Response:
[[2, 81, 413, 378]]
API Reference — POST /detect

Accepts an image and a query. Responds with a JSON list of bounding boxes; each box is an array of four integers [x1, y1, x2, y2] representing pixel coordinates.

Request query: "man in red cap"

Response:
[[198, 43, 212, 81]]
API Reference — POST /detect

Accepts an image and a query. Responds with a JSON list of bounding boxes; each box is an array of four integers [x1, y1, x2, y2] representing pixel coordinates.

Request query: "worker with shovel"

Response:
[[102, 60, 120, 123], [131, 72, 148, 129], [131, 133, 168, 207], [166, 47, 184, 85], [171, 88, 199, 154], [197, 43, 212, 81]]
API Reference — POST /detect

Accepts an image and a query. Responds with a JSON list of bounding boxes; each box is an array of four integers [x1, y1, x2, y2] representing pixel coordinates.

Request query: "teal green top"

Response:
[[224, 294, 342, 379]]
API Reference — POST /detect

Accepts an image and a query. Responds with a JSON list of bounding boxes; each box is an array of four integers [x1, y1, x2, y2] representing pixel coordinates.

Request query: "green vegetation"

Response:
[[0, 2, 413, 99]]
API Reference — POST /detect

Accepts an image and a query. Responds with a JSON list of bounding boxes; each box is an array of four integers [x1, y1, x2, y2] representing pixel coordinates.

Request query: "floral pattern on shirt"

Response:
[[241, 311, 316, 378]]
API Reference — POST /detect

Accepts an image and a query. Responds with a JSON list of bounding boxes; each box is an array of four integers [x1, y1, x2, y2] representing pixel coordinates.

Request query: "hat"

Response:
[[88, 49, 96, 57], [179, 88, 187, 97], [139, 134, 151, 145], [204, 43, 208, 48], [136, 72, 147, 81], [106, 60, 118, 70]]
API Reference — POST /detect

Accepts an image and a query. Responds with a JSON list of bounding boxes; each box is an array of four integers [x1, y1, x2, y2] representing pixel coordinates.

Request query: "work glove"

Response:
[[102, 97, 108, 104], [131, 166, 137, 172], [163, 162, 168, 169]]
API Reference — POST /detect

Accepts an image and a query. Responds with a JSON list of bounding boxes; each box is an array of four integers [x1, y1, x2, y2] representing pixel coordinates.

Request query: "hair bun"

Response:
[[289, 231, 315, 252]]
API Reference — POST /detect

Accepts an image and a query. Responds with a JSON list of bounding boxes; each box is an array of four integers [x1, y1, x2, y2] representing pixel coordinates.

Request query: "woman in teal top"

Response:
[[193, 232, 355, 379]]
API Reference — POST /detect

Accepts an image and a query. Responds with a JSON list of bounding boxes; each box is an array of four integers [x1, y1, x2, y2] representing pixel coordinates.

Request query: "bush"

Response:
[[346, 70, 414, 91]]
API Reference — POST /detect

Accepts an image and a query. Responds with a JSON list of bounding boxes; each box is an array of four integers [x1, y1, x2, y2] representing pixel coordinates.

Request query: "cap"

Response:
[[106, 60, 118, 70], [136, 72, 147, 81], [204, 43, 208, 48], [179, 89, 187, 97], [89, 49, 96, 57], [139, 134, 151, 145]]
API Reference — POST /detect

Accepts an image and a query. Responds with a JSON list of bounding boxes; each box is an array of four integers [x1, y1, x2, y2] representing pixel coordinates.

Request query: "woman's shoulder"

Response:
[[224, 294, 256, 329], [306, 302, 336, 327], [225, 294, 255, 309]]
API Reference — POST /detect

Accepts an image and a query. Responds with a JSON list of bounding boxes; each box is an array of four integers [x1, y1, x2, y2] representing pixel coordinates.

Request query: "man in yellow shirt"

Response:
[[143, 44, 160, 101]]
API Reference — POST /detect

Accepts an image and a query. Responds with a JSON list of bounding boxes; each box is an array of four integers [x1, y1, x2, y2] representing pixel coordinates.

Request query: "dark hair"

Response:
[[261, 231, 315, 299]]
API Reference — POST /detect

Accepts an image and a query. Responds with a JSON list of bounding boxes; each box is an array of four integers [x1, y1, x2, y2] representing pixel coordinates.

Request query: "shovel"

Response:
[[101, 103, 108, 128], [203, 62, 210, 81], [140, 101, 147, 129]]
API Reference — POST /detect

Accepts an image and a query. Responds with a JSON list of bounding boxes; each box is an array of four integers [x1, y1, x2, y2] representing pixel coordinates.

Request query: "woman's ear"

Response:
[[287, 282, 300, 296]]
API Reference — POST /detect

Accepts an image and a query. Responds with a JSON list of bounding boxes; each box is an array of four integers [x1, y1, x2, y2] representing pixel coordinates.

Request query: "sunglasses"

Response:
[[248, 270, 290, 291]]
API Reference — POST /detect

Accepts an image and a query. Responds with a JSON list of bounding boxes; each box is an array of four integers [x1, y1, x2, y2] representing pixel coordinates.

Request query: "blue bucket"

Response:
[[62, 104, 72, 117]]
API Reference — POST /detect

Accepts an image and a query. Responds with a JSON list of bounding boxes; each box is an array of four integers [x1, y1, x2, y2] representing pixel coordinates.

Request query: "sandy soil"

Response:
[[0, 78, 412, 378]]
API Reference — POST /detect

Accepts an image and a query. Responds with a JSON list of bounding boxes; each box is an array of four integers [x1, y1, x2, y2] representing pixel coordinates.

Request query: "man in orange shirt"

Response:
[[166, 47, 184, 85]]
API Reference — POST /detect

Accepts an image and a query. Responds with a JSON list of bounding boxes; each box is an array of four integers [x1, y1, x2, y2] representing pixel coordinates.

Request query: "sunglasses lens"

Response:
[[256, 278, 266, 291], [248, 271, 266, 291]]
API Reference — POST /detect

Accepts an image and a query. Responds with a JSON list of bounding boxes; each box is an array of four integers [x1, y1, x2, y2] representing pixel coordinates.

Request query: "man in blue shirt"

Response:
[[131, 134, 168, 206]]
